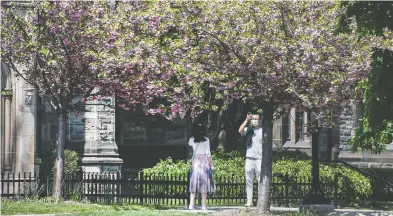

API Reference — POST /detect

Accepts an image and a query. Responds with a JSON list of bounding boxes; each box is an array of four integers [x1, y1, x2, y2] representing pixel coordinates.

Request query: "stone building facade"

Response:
[[272, 108, 339, 160], [0, 41, 393, 173], [3, 1, 393, 178], [337, 103, 393, 169], [2, 5, 393, 172], [0, 61, 192, 173], [1, 62, 40, 175], [277, 104, 393, 169], [2, 60, 393, 174]]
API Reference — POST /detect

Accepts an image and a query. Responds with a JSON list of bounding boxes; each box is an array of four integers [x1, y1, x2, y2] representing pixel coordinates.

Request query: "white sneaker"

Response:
[[201, 206, 207, 210], [244, 202, 252, 207], [188, 205, 194, 210]]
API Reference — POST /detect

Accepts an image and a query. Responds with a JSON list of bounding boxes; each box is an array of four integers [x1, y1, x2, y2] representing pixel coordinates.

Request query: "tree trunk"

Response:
[[216, 127, 226, 152], [209, 110, 225, 147], [257, 109, 274, 213], [226, 99, 244, 151], [53, 112, 67, 200]]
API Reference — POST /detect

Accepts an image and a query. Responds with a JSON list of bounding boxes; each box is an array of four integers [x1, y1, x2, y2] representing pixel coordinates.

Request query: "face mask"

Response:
[[250, 120, 260, 127]]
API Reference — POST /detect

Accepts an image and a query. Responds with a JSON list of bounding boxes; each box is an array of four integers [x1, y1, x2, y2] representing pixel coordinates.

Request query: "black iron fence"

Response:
[[1, 171, 392, 207], [320, 160, 393, 208]]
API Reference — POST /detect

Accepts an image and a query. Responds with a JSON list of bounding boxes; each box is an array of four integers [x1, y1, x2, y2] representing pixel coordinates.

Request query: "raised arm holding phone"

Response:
[[239, 113, 263, 207]]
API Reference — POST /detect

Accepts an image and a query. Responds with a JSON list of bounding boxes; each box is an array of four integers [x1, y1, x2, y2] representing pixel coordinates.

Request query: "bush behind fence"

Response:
[[1, 171, 392, 207]]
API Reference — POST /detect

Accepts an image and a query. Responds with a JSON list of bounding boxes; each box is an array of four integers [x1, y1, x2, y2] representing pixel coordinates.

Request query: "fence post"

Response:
[[1, 172, 3, 197], [46, 175, 49, 196], [170, 174, 174, 206], [24, 172, 27, 199], [17, 173, 20, 199], [187, 170, 190, 207], [93, 173, 98, 203], [12, 173, 15, 199], [116, 172, 120, 205], [88, 173, 92, 201], [139, 171, 144, 205], [7, 173, 10, 197], [110, 173, 114, 204], [284, 174, 289, 207], [65, 173, 69, 199], [333, 174, 338, 208]]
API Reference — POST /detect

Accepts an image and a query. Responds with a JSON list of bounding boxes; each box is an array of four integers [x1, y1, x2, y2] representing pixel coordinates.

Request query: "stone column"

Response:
[[290, 108, 296, 141], [3, 89, 12, 171], [1, 94, 4, 172], [72, 95, 123, 173], [303, 111, 311, 144], [14, 87, 37, 174], [272, 117, 282, 148]]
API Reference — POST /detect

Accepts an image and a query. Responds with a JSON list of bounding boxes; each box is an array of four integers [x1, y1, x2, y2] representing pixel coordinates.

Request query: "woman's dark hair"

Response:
[[192, 124, 207, 143]]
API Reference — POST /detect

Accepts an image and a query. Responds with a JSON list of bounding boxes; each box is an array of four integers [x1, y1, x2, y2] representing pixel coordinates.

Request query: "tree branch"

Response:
[[209, 109, 226, 143], [8, 9, 32, 41], [202, 30, 247, 65], [70, 86, 95, 108], [9, 7, 63, 110], [280, 4, 294, 39]]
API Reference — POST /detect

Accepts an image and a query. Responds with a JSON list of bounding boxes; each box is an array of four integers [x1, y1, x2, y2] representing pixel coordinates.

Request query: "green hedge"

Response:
[[37, 149, 83, 201], [143, 150, 312, 178], [40, 149, 80, 176], [142, 150, 371, 205]]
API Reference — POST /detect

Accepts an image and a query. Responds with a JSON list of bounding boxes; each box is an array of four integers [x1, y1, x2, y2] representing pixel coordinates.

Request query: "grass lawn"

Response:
[[72, 210, 208, 216], [0, 201, 206, 216]]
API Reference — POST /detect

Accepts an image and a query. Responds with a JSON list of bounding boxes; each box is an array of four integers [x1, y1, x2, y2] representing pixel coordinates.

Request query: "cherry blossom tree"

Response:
[[1, 1, 106, 199], [1, 1, 381, 208], [0, 1, 174, 199], [150, 1, 375, 212]]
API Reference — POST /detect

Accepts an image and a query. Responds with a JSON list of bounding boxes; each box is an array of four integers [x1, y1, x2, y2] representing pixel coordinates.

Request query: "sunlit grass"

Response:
[[0, 199, 204, 216]]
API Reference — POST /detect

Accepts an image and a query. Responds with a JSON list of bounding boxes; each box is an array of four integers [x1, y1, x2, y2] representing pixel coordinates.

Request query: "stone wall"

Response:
[[336, 101, 393, 167], [10, 74, 38, 174], [348, 162, 393, 169], [39, 93, 123, 173], [69, 94, 122, 173], [339, 105, 356, 152]]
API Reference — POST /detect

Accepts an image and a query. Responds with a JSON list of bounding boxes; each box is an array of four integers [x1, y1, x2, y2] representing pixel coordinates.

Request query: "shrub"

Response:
[[143, 150, 372, 205], [38, 149, 83, 201], [63, 150, 80, 175], [272, 149, 310, 161], [40, 149, 80, 176]]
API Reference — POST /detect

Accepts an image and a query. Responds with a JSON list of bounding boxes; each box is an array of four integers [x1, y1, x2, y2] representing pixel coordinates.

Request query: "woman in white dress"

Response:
[[188, 124, 215, 210]]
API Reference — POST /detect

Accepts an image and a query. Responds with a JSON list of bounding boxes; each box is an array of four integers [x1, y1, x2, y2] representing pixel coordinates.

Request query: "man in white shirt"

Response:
[[238, 113, 263, 207]]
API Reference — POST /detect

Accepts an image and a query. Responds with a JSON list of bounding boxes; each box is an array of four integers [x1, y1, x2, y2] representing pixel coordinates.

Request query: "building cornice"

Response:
[[1, 1, 34, 8], [1, 88, 13, 98]]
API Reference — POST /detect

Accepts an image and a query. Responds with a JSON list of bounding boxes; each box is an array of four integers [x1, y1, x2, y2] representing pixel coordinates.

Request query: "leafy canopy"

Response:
[[338, 1, 393, 153], [0, 1, 176, 114], [145, 1, 374, 120]]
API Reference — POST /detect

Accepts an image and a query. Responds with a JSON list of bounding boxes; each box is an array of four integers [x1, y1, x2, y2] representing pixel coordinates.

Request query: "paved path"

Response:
[[178, 206, 295, 214], [333, 209, 393, 216], [178, 206, 393, 215]]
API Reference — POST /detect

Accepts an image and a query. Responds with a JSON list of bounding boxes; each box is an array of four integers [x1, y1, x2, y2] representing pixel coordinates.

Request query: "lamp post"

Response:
[[288, 87, 334, 212], [302, 110, 330, 205]]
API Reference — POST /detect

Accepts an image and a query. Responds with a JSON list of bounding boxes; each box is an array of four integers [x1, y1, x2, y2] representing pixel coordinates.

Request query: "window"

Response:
[[295, 112, 304, 142], [282, 114, 291, 142], [121, 111, 188, 146]]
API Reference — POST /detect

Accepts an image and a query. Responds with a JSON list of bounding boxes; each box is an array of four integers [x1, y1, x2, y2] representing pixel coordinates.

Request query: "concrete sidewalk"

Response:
[[178, 206, 393, 215], [178, 206, 296, 214]]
